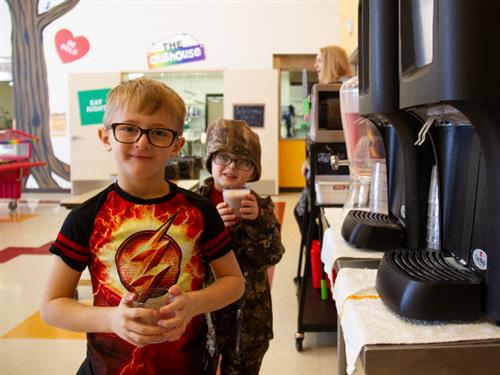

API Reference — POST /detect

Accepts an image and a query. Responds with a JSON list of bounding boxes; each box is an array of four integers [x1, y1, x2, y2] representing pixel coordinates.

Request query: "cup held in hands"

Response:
[[222, 187, 250, 217], [133, 287, 173, 325]]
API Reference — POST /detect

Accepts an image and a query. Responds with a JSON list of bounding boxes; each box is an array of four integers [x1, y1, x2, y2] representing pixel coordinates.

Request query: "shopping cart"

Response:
[[0, 129, 46, 211]]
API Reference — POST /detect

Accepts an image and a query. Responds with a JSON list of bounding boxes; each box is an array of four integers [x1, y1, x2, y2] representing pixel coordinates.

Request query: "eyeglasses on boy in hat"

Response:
[[213, 152, 254, 172]]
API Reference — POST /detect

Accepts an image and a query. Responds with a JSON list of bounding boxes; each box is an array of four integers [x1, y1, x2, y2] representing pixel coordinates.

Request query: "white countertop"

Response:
[[333, 268, 500, 375], [320, 207, 384, 284]]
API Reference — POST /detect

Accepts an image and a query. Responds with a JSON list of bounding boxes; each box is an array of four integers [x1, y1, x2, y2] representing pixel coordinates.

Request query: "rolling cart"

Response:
[[0, 129, 46, 211], [295, 141, 348, 351]]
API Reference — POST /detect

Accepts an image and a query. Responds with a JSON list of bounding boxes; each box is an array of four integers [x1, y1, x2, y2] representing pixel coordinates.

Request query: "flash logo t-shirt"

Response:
[[50, 182, 232, 374]]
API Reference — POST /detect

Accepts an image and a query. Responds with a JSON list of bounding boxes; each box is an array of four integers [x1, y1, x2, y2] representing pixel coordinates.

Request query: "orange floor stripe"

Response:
[[2, 310, 86, 340], [0, 212, 37, 223]]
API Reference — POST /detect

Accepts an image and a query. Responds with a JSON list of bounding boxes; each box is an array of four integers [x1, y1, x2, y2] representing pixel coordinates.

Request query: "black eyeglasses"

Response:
[[213, 153, 254, 171], [110, 123, 179, 148]]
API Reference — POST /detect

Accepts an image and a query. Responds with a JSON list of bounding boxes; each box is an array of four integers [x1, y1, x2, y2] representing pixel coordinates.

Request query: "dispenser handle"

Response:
[[414, 116, 437, 146], [330, 154, 350, 170]]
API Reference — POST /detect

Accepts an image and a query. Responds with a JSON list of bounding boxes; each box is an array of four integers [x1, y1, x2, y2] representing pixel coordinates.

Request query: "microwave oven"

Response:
[[309, 83, 345, 143]]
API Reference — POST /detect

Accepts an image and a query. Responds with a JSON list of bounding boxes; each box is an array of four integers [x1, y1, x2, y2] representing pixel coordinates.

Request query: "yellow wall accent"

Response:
[[279, 139, 306, 188], [339, 0, 359, 56]]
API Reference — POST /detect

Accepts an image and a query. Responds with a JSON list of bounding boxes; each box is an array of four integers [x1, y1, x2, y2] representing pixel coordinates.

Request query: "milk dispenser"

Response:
[[338, 0, 433, 251], [376, 0, 500, 323], [338, 77, 401, 250]]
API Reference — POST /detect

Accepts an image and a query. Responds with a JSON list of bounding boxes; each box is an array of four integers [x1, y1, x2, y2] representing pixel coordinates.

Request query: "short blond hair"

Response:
[[319, 45, 353, 84], [103, 78, 186, 133]]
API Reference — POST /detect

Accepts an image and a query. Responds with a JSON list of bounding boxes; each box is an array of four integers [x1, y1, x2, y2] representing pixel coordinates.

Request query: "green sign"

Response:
[[78, 88, 111, 125]]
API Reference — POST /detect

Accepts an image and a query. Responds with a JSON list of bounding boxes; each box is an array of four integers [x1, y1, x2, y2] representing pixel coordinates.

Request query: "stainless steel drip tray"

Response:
[[376, 249, 484, 321]]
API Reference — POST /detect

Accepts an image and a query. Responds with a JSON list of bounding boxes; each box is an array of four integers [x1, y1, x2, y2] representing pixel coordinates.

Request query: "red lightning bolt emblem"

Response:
[[115, 213, 182, 294]]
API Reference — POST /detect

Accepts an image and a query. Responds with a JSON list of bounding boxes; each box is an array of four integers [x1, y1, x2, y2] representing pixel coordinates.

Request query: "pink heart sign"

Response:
[[55, 29, 89, 63]]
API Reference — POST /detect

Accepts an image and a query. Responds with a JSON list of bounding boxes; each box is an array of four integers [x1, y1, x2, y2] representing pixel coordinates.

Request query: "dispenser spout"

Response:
[[330, 154, 350, 170]]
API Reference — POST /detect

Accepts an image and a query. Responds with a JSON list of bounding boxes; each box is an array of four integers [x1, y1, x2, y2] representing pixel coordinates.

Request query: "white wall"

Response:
[[1, 0, 343, 113], [223, 69, 279, 195], [1, 0, 350, 191]]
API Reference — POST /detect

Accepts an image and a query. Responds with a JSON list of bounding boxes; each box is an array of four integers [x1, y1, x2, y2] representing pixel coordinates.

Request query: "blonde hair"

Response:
[[103, 77, 186, 133], [319, 45, 353, 84]]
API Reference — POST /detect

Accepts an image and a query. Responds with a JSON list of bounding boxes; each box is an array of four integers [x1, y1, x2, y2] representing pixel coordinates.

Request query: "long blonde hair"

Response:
[[319, 45, 353, 83]]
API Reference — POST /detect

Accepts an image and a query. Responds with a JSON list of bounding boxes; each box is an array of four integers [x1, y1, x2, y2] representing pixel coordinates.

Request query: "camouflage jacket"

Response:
[[198, 178, 285, 356]]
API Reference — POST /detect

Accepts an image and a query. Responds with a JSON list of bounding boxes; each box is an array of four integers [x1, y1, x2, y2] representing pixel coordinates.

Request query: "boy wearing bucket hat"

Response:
[[198, 118, 285, 374]]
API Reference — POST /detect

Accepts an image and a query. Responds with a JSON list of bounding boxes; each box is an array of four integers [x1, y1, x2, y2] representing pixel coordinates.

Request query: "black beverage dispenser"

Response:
[[340, 0, 433, 250], [376, 0, 500, 323]]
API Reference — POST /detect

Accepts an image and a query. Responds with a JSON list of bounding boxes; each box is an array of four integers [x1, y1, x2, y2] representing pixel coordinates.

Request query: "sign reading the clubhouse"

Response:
[[147, 33, 205, 68], [78, 88, 110, 126]]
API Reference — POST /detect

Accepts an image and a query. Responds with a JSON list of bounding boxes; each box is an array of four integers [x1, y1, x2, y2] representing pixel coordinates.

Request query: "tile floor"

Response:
[[0, 191, 338, 375]]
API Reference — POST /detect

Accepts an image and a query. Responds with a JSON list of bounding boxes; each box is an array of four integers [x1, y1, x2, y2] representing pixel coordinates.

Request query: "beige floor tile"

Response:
[[0, 340, 86, 375], [0, 191, 340, 374], [261, 193, 338, 374]]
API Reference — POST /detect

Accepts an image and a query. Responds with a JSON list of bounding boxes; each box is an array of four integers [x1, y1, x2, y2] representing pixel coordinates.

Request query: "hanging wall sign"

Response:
[[55, 29, 90, 63], [78, 88, 111, 126], [147, 33, 205, 69]]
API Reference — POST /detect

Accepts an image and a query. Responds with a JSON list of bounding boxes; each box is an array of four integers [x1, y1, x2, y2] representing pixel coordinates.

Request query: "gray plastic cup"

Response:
[[426, 166, 440, 250], [369, 161, 388, 214]]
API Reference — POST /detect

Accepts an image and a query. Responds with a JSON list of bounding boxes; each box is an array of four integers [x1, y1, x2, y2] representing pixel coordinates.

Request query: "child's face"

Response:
[[98, 108, 184, 185], [211, 151, 255, 190]]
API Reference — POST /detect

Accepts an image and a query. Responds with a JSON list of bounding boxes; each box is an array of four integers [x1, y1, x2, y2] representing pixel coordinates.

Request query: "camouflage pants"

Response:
[[221, 341, 269, 375], [219, 340, 270, 375]]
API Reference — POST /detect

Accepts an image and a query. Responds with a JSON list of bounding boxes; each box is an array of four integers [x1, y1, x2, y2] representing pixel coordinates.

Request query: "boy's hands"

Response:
[[110, 293, 170, 347], [240, 193, 259, 221], [108, 285, 193, 347], [216, 201, 237, 227], [157, 285, 193, 341], [216, 194, 259, 227]]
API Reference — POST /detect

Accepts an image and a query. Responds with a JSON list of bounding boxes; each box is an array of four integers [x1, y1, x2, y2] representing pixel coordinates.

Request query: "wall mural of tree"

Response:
[[5, 0, 80, 190]]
